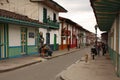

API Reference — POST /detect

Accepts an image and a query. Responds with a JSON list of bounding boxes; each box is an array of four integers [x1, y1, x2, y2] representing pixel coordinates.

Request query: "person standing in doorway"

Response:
[[67, 37, 70, 51]]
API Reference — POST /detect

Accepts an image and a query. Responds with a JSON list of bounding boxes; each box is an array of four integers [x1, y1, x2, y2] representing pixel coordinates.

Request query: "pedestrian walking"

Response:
[[67, 44, 70, 51], [102, 42, 106, 56], [94, 45, 97, 55], [96, 43, 101, 56], [91, 45, 97, 60]]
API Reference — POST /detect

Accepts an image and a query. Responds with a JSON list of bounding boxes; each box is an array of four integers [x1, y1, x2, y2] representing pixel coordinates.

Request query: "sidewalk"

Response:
[[59, 53, 120, 80], [0, 48, 81, 73]]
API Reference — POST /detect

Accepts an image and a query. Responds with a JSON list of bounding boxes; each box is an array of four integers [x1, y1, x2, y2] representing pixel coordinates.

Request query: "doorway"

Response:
[[46, 33, 50, 45], [21, 28, 27, 55], [0, 24, 8, 59]]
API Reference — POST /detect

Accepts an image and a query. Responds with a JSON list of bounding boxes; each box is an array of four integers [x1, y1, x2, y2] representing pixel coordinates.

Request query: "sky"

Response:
[[54, 0, 102, 37]]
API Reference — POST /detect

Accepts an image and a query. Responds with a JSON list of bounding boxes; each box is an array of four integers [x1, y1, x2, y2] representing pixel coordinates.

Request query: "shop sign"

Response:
[[29, 32, 34, 38]]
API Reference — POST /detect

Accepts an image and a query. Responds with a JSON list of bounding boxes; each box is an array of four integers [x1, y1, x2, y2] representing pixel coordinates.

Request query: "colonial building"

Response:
[[0, 0, 67, 59], [0, 0, 42, 59], [59, 17, 88, 50], [90, 0, 120, 77], [31, 0, 67, 51], [85, 30, 95, 46], [88, 32, 96, 45]]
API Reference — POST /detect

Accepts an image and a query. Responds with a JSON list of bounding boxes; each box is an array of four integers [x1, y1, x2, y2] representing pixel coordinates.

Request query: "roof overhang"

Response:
[[0, 9, 47, 28], [59, 17, 83, 29], [90, 0, 120, 31], [30, 0, 67, 12]]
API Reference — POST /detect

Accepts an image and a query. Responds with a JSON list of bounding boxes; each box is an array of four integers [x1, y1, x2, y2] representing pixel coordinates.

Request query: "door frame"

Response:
[[0, 23, 8, 59], [21, 27, 27, 55], [46, 33, 50, 45]]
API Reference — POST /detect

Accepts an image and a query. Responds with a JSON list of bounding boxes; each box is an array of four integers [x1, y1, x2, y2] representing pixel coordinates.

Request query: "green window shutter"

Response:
[[53, 13, 56, 22], [43, 8, 47, 23]]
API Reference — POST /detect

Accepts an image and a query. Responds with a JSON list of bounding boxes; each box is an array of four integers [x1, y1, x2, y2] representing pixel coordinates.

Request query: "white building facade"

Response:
[[59, 17, 88, 50], [31, 0, 67, 50], [0, 0, 67, 59]]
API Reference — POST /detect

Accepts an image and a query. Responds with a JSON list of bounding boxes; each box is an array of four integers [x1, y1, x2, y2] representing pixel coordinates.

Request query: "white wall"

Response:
[[27, 28, 35, 45], [0, 0, 39, 20], [9, 24, 36, 46], [38, 3, 60, 45], [38, 3, 59, 22], [110, 18, 117, 50], [39, 28, 59, 44], [9, 24, 21, 46], [58, 23, 62, 44], [39, 28, 47, 44]]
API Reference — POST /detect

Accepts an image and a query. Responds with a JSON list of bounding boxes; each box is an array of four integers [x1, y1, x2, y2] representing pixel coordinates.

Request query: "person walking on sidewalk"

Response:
[[67, 38, 70, 51], [91, 45, 97, 60], [96, 43, 101, 56], [67, 44, 70, 51], [102, 42, 106, 56]]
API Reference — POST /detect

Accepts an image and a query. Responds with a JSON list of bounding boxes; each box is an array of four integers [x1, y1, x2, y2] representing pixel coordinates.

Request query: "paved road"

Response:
[[0, 48, 90, 80]]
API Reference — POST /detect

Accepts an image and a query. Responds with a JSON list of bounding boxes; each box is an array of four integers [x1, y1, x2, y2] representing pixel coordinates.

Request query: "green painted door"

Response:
[[0, 24, 8, 59], [43, 8, 47, 23], [21, 28, 27, 55], [0, 24, 4, 59], [46, 33, 50, 45]]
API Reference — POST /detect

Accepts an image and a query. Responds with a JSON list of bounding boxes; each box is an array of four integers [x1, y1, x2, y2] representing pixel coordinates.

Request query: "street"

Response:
[[0, 47, 90, 80]]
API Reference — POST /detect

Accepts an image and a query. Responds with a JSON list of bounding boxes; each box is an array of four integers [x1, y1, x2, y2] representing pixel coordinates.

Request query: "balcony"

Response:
[[43, 19, 59, 29]]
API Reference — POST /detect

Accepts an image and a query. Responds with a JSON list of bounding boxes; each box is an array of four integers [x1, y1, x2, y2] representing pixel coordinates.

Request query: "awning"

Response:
[[0, 9, 47, 28], [90, 0, 120, 31], [0, 16, 47, 28]]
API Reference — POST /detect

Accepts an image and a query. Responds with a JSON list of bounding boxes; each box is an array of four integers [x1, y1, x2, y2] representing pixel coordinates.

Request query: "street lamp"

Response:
[[95, 25, 98, 46]]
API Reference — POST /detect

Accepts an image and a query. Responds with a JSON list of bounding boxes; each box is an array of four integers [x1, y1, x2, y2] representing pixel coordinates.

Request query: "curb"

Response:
[[0, 60, 42, 73], [0, 49, 82, 73], [46, 49, 81, 60]]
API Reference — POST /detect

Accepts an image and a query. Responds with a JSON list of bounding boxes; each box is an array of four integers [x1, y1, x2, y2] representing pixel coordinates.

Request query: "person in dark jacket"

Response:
[[102, 43, 106, 56], [91, 45, 97, 56]]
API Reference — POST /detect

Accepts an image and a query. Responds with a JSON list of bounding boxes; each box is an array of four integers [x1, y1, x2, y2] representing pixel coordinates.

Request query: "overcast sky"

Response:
[[54, 0, 102, 37]]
